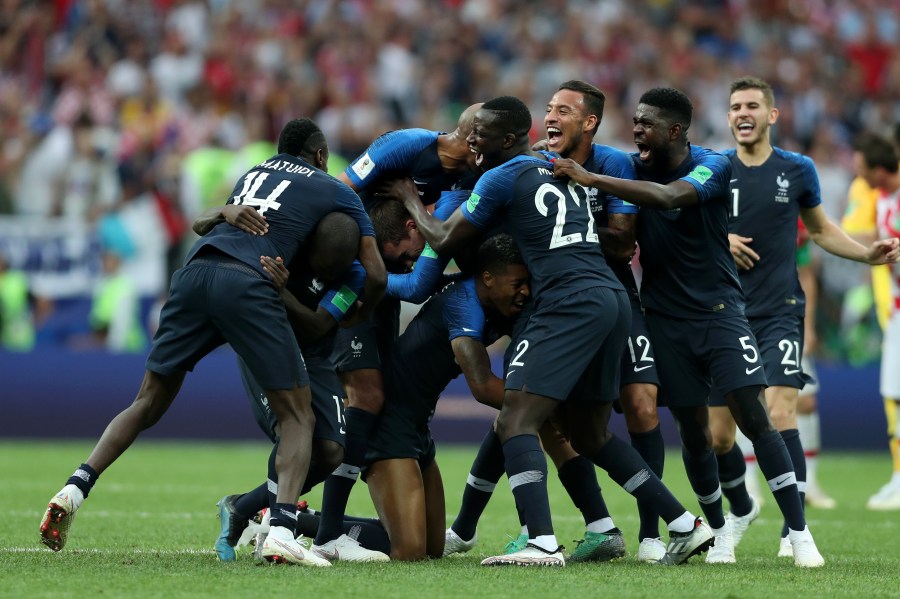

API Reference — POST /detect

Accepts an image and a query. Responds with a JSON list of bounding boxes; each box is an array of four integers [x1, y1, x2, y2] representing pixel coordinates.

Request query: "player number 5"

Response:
[[739, 335, 759, 364]]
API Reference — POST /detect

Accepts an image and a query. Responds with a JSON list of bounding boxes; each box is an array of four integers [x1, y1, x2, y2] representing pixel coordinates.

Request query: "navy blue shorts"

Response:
[[147, 256, 308, 390], [364, 396, 436, 474], [645, 312, 768, 408], [505, 287, 629, 402], [330, 299, 400, 374], [619, 293, 661, 388], [709, 314, 813, 406], [239, 346, 346, 446]]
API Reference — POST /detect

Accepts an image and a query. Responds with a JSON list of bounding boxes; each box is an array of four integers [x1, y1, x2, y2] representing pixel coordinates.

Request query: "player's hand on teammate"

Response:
[[729, 233, 759, 270], [223, 204, 268, 236], [551, 158, 595, 187], [260, 256, 289, 290], [374, 177, 420, 204], [865, 237, 900, 265], [531, 138, 549, 152]]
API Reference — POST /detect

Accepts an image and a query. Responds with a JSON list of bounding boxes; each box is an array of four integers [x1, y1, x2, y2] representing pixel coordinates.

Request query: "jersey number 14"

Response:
[[232, 172, 290, 215]]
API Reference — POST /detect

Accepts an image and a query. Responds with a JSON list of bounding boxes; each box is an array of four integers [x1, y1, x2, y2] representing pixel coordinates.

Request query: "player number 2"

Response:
[[535, 181, 599, 249], [509, 339, 529, 367]]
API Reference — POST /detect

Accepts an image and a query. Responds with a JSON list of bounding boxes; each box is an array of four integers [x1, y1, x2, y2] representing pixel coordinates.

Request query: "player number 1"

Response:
[[731, 188, 739, 218]]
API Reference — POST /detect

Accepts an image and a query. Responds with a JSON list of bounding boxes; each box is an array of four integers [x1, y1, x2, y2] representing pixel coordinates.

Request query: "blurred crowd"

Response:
[[0, 0, 897, 353]]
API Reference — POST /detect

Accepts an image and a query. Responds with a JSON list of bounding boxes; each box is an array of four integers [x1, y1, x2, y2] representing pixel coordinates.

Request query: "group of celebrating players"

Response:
[[39, 74, 900, 569]]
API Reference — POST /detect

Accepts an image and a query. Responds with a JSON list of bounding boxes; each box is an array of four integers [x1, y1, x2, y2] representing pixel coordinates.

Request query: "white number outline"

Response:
[[731, 188, 739, 217], [509, 339, 529, 367], [534, 181, 599, 249], [739, 335, 759, 364], [627, 335, 655, 365], [778, 339, 802, 374], [233, 172, 291, 215]]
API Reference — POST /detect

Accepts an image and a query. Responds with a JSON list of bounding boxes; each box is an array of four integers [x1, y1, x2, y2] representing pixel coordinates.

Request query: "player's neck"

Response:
[[564, 141, 593, 165], [735, 141, 773, 167]]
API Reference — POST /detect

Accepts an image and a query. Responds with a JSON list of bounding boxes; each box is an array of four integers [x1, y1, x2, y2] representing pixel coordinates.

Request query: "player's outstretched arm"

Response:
[[552, 158, 698, 210], [802, 205, 900, 265], [192, 205, 268, 236], [452, 336, 505, 410]]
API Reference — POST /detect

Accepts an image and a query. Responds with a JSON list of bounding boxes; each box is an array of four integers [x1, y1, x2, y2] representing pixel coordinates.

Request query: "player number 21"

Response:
[[535, 181, 599, 249]]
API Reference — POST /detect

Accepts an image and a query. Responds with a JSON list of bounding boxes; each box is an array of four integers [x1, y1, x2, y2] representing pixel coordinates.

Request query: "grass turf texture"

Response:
[[1, 441, 897, 598]]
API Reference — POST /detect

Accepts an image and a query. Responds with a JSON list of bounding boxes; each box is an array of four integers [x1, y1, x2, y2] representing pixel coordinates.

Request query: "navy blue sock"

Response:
[[266, 441, 279, 512], [754, 429, 805, 531], [300, 462, 333, 496], [557, 455, 610, 525], [718, 444, 753, 517], [504, 434, 553, 538], [233, 483, 268, 519], [314, 407, 376, 545], [629, 426, 665, 540], [66, 463, 99, 498], [780, 429, 806, 537], [591, 434, 686, 525], [269, 502, 298, 533], [681, 447, 726, 529], [452, 428, 505, 541]]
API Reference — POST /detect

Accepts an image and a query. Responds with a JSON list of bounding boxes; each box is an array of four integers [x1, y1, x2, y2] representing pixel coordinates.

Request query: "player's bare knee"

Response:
[[390, 539, 427, 561]]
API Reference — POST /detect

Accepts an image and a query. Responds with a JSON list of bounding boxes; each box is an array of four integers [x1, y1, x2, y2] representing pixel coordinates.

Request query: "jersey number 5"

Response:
[[535, 181, 599, 249]]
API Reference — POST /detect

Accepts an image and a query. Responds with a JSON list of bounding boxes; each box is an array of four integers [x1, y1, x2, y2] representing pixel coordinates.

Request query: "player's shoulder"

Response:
[[771, 146, 816, 171], [721, 148, 737, 160], [690, 144, 727, 163], [371, 128, 440, 150]]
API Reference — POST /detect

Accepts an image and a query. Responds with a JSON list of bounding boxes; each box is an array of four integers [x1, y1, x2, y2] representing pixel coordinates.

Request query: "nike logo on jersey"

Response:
[[633, 364, 653, 372], [461, 327, 478, 333], [745, 365, 762, 375], [506, 369, 516, 378], [730, 179, 738, 183], [783, 368, 801, 375]]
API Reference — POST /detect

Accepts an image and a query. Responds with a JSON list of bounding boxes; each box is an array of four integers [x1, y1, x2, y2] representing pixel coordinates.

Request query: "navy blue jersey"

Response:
[[634, 145, 744, 319], [462, 154, 623, 302], [186, 154, 374, 276], [582, 144, 640, 290], [386, 278, 500, 417], [344, 129, 479, 208], [724, 147, 822, 318]]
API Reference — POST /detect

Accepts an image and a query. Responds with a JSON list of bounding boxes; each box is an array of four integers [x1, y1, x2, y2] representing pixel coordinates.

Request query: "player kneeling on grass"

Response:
[[363, 233, 529, 561]]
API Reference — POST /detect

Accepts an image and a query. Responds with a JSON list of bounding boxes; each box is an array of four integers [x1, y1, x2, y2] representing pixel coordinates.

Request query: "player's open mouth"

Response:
[[636, 142, 651, 161], [546, 127, 562, 148], [737, 122, 755, 137]]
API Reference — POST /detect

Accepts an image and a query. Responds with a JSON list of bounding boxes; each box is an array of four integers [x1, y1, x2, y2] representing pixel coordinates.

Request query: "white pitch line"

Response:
[[2, 547, 214, 555]]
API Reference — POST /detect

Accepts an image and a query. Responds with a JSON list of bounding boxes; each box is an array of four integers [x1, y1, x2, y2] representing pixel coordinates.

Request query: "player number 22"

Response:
[[535, 182, 599, 249]]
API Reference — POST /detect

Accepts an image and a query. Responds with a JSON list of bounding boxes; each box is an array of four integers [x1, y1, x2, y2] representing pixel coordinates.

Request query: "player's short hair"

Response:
[[639, 87, 693, 132], [558, 80, 605, 129], [854, 133, 899, 174], [278, 118, 327, 159], [477, 233, 524, 275], [309, 212, 360, 269], [730, 76, 776, 108], [370, 199, 412, 247], [481, 96, 532, 138]]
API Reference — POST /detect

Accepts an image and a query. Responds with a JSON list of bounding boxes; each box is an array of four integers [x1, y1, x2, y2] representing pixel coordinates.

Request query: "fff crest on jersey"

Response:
[[775, 173, 790, 203]]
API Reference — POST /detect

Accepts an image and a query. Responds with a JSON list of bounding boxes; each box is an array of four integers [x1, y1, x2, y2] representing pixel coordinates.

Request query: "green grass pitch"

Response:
[[1, 441, 897, 598]]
